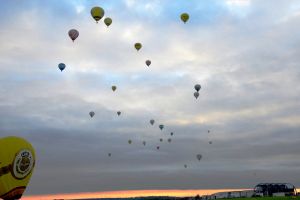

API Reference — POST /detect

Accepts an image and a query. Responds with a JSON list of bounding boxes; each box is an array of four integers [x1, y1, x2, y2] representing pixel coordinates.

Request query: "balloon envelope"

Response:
[[194, 92, 199, 99], [91, 6, 105, 23], [68, 29, 79, 42], [134, 43, 142, 51], [156, 146, 160, 150], [150, 119, 155, 125], [184, 164, 187, 168], [168, 138, 172, 143], [159, 138, 163, 142], [197, 154, 202, 161], [143, 141, 146, 146], [112, 86, 117, 91], [0, 136, 35, 200], [159, 125, 164, 130], [170, 132, 174, 136], [128, 140, 132, 144], [194, 84, 201, 92], [104, 17, 112, 27], [89, 111, 95, 118], [180, 13, 189, 23], [58, 63, 66, 71], [145, 60, 151, 66], [117, 111, 121, 116]]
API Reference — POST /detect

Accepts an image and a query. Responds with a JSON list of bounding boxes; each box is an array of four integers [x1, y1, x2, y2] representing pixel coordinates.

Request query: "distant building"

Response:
[[207, 190, 254, 199], [253, 183, 297, 197]]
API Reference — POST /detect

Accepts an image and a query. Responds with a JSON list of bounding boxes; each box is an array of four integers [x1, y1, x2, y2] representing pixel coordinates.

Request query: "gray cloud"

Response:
[[0, 0, 300, 196]]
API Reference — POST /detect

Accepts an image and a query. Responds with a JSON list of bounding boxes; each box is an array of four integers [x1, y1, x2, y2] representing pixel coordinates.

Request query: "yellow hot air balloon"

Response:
[[134, 43, 142, 51], [180, 13, 189, 23], [104, 17, 112, 27], [0, 136, 36, 200], [91, 6, 105, 23]]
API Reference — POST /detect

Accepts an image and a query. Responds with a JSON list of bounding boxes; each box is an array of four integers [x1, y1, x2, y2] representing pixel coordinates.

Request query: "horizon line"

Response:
[[22, 189, 251, 200]]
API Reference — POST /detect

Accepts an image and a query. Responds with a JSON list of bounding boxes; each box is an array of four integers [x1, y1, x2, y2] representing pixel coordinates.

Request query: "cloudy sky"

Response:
[[1, 0, 300, 197]]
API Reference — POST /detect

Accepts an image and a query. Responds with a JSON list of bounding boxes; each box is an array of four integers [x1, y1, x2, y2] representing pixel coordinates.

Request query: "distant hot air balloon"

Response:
[[128, 140, 132, 144], [168, 138, 172, 143], [117, 111, 121, 116], [197, 154, 202, 161], [208, 130, 210, 133], [58, 63, 66, 72], [180, 13, 189, 23], [112, 85, 117, 92], [159, 124, 164, 130], [68, 29, 79, 42], [159, 138, 163, 142], [194, 84, 201, 92], [104, 17, 112, 27], [170, 132, 174, 136], [0, 136, 36, 200], [143, 141, 146, 146], [156, 146, 160, 150], [184, 164, 187, 168], [89, 111, 95, 118], [145, 60, 151, 67], [134, 43, 142, 51], [108, 153, 111, 157], [91, 6, 105, 23], [194, 92, 199, 99], [209, 141, 212, 144], [150, 119, 155, 125]]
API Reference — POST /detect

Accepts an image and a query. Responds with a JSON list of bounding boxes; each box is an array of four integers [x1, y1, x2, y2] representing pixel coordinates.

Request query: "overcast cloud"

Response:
[[0, 0, 300, 196]]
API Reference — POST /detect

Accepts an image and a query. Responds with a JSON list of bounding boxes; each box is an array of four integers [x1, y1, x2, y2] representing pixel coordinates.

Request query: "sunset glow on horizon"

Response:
[[22, 189, 248, 200]]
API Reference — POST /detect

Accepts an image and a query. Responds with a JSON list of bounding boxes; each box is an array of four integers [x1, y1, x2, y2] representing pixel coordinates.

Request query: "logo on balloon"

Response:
[[12, 149, 34, 180]]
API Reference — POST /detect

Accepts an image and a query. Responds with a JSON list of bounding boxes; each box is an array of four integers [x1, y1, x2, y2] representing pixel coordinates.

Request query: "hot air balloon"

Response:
[[159, 138, 163, 142], [0, 136, 35, 200], [170, 132, 174, 136], [159, 124, 164, 130], [150, 119, 155, 125], [128, 140, 132, 144], [145, 60, 151, 67], [89, 111, 95, 118], [194, 84, 201, 92], [168, 138, 172, 143], [104, 17, 112, 27], [209, 141, 212, 144], [143, 141, 146, 146], [194, 92, 199, 99], [68, 29, 79, 42], [117, 111, 121, 116], [156, 146, 160, 150], [134, 43, 142, 51], [208, 130, 210, 133], [197, 154, 202, 161], [108, 153, 111, 157], [91, 6, 105, 23], [112, 85, 117, 92], [184, 164, 187, 168], [180, 13, 189, 23], [58, 63, 66, 72]]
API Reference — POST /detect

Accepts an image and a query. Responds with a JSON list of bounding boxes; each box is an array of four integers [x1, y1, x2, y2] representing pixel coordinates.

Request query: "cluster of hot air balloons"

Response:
[[91, 6, 112, 27], [194, 84, 201, 99], [57, 5, 210, 172]]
